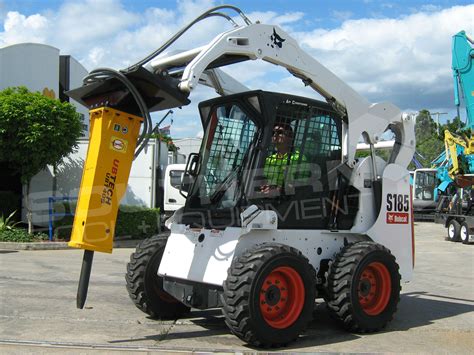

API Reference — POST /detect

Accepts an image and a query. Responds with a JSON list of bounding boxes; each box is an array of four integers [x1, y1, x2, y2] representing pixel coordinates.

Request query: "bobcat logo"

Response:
[[270, 28, 286, 48]]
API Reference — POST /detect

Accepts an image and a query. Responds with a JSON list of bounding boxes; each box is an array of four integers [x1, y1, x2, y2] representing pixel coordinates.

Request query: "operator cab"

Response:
[[180, 90, 359, 230], [412, 168, 439, 213]]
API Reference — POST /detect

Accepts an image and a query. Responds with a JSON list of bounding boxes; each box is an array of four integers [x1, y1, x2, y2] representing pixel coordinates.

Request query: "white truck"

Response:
[[162, 163, 187, 219]]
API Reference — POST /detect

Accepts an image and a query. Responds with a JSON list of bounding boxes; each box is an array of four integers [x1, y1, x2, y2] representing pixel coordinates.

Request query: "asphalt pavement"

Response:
[[0, 222, 473, 353]]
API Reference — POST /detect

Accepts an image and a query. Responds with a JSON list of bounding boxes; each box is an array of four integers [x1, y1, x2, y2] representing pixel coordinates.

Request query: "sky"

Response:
[[1, 0, 473, 138]]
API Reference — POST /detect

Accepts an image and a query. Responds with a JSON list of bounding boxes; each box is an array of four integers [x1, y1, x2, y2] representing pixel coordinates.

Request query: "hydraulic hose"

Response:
[[83, 5, 251, 158], [123, 4, 251, 73]]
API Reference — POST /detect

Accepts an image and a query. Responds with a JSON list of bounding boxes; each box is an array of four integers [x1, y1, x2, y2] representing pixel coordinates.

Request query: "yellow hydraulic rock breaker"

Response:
[[64, 64, 190, 309], [69, 107, 143, 308], [69, 107, 143, 253]]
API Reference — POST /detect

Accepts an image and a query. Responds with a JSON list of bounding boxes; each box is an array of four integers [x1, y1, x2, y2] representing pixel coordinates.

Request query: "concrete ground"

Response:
[[0, 222, 473, 354]]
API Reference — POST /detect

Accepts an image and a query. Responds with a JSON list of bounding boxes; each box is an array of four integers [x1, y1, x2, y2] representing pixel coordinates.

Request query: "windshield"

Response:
[[192, 103, 257, 208], [414, 170, 437, 201]]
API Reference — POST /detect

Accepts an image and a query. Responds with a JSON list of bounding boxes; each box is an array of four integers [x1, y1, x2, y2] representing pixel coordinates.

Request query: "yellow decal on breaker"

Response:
[[101, 159, 119, 205], [110, 136, 128, 153], [68, 107, 143, 253]]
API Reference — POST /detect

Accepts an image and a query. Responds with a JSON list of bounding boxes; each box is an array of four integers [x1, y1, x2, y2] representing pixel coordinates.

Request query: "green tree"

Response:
[[440, 116, 467, 139], [414, 109, 445, 167], [0, 87, 83, 233]]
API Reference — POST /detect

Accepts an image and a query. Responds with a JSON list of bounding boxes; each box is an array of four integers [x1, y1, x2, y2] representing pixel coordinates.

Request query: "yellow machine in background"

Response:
[[69, 107, 143, 253], [443, 129, 474, 187]]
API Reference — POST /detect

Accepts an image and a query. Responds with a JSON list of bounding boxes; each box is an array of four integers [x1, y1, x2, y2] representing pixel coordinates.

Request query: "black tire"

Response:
[[447, 219, 461, 242], [222, 244, 316, 347], [326, 241, 401, 332], [125, 235, 190, 319], [460, 222, 470, 244]]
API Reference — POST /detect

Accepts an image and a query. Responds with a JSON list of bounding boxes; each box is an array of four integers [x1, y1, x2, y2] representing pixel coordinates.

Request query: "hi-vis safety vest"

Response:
[[264, 150, 309, 187]]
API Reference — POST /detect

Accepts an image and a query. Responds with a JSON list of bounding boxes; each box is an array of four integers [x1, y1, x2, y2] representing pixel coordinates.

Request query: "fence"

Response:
[[48, 196, 77, 241]]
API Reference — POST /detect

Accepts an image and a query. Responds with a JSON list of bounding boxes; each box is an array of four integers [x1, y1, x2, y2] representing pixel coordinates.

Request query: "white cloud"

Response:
[[166, 85, 217, 138], [294, 5, 474, 110], [53, 0, 139, 43], [87, 47, 106, 67], [247, 11, 304, 26], [0, 11, 49, 44]]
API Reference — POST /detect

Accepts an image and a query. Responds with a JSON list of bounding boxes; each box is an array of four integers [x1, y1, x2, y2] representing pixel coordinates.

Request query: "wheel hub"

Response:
[[449, 224, 455, 237], [259, 266, 305, 329], [358, 262, 392, 316], [264, 285, 281, 306], [359, 279, 371, 296], [460, 225, 468, 241]]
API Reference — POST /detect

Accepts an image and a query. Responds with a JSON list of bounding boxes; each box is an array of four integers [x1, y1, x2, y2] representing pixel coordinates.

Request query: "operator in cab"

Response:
[[260, 121, 309, 197]]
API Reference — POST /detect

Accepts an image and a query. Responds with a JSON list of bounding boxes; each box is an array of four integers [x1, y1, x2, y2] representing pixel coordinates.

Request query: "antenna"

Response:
[[432, 112, 448, 136]]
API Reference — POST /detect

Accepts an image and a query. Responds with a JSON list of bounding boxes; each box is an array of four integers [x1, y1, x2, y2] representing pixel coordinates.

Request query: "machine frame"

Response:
[[67, 5, 416, 347]]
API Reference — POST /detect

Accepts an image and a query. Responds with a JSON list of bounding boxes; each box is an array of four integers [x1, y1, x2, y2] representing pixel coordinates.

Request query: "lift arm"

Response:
[[147, 23, 414, 168]]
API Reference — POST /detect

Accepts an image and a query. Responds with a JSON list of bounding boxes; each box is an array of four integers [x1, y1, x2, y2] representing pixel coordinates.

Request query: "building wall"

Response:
[[0, 43, 90, 226], [174, 138, 202, 161], [68, 55, 89, 134], [0, 43, 89, 134], [0, 43, 59, 95]]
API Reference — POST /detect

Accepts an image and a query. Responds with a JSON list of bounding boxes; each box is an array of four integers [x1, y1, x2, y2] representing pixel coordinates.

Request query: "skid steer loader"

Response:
[[67, 5, 415, 347]]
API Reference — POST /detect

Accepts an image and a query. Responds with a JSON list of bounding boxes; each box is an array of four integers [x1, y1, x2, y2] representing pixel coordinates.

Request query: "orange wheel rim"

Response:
[[358, 262, 391, 315], [259, 266, 305, 328]]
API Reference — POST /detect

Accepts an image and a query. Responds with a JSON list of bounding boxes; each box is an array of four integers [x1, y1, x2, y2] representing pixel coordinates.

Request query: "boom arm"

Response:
[[452, 31, 474, 129], [148, 23, 414, 168], [438, 31, 474, 188]]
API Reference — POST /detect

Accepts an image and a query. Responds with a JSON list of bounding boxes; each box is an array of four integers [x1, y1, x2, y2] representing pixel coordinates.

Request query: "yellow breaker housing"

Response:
[[69, 107, 143, 253]]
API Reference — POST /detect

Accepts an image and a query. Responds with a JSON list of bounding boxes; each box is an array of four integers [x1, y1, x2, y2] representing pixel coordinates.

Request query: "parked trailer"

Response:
[[435, 188, 474, 244]]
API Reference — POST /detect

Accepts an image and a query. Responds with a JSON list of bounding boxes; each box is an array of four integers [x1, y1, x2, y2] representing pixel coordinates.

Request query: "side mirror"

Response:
[[186, 153, 200, 177]]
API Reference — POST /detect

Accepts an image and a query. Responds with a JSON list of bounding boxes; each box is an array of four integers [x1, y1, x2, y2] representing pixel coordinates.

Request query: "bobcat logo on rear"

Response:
[[386, 193, 409, 224]]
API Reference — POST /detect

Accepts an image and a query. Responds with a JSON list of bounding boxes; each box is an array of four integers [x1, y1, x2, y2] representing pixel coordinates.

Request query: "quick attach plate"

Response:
[[66, 67, 191, 115]]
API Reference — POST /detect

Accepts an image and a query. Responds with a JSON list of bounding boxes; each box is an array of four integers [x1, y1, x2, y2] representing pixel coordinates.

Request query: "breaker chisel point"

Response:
[[76, 250, 94, 309]]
